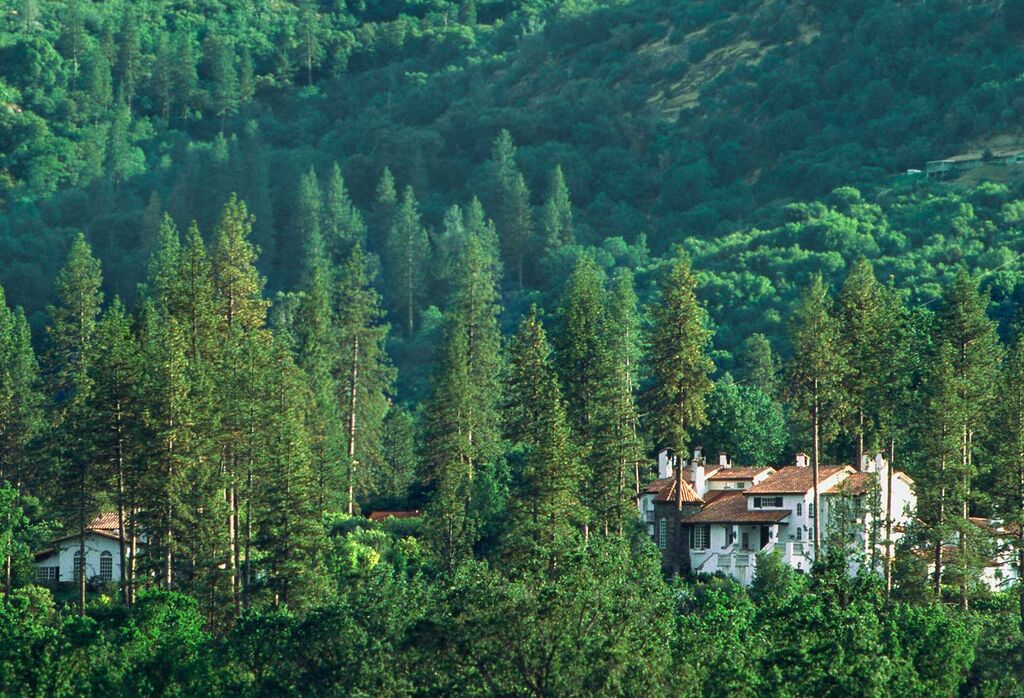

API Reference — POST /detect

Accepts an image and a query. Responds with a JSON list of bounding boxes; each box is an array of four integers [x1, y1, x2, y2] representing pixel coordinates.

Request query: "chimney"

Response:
[[691, 458, 707, 498], [693, 446, 703, 462], [719, 452, 730, 468], [658, 449, 673, 479], [795, 453, 809, 468]]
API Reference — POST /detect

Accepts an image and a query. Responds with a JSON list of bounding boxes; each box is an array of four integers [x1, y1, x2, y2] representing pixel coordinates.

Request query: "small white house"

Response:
[[33, 513, 140, 586]]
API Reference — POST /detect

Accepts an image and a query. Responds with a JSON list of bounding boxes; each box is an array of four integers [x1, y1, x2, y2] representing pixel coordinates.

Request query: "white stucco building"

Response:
[[33, 513, 141, 586], [644, 450, 917, 586]]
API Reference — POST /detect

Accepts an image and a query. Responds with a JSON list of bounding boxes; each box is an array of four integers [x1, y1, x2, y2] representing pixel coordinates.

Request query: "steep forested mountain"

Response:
[[7, 0, 1024, 378]]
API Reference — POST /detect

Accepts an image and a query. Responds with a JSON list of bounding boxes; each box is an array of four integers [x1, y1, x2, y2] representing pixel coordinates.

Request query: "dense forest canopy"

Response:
[[3, 0, 1024, 695]]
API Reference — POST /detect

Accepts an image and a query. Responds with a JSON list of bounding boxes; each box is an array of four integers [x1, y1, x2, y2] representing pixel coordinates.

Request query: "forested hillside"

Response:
[[4, 0, 1024, 695]]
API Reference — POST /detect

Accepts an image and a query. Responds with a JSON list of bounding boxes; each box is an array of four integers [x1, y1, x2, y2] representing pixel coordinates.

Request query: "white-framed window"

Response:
[[658, 519, 667, 550], [796, 528, 802, 541], [809, 503, 815, 518], [691, 524, 711, 550], [753, 496, 783, 509], [100, 551, 113, 582], [36, 566, 58, 583], [73, 550, 86, 582], [796, 502, 803, 516]]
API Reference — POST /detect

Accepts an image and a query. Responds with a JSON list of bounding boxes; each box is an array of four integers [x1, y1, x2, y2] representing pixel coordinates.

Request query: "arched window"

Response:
[[100, 551, 113, 582], [73, 550, 86, 582]]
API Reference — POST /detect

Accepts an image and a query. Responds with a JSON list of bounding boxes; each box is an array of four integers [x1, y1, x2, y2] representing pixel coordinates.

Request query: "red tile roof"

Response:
[[823, 472, 873, 496], [88, 512, 121, 531], [683, 490, 791, 524], [745, 466, 852, 495], [708, 467, 775, 481], [368, 510, 422, 522], [651, 476, 704, 504]]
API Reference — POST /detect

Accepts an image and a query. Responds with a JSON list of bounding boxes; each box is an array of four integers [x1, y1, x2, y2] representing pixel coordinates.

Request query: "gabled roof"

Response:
[[683, 491, 791, 524], [707, 467, 775, 481], [88, 512, 121, 531], [823, 472, 873, 496], [745, 466, 853, 495]]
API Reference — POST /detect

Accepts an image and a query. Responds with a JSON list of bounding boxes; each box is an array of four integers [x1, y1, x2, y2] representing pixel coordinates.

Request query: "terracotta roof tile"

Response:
[[652, 478, 703, 504], [824, 472, 873, 496], [683, 491, 791, 524], [88, 512, 121, 531], [745, 466, 852, 495], [707, 467, 775, 481]]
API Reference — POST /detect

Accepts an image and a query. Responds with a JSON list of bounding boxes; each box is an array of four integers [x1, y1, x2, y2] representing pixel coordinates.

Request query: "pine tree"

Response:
[[590, 268, 644, 533], [504, 307, 580, 563], [642, 252, 715, 459], [115, 10, 142, 105], [59, 0, 87, 78], [171, 32, 198, 123], [378, 406, 417, 503], [151, 35, 173, 122], [0, 286, 43, 492], [642, 251, 714, 575], [372, 167, 398, 252], [297, 167, 325, 284], [786, 274, 850, 556], [205, 34, 239, 129], [256, 339, 328, 609], [487, 130, 534, 286], [297, 0, 324, 87], [541, 164, 574, 252], [46, 234, 104, 615], [384, 186, 430, 336], [83, 47, 113, 122], [934, 270, 1001, 609], [322, 162, 366, 262], [993, 335, 1024, 631], [838, 259, 888, 466], [293, 264, 342, 513], [88, 298, 144, 605], [424, 319, 478, 570], [738, 333, 780, 397], [335, 245, 394, 514], [465, 197, 501, 273], [239, 47, 256, 106]]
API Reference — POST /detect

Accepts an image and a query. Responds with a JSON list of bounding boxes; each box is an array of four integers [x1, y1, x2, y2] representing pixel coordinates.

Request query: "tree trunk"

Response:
[[884, 438, 894, 601], [960, 425, 970, 610], [812, 381, 821, 558], [346, 336, 359, 515]]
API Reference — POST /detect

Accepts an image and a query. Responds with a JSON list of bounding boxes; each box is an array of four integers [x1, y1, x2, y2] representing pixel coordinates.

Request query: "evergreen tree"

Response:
[[504, 307, 580, 563], [589, 268, 644, 531], [786, 274, 850, 555], [0, 286, 43, 492], [83, 47, 113, 122], [384, 186, 430, 336], [378, 406, 417, 503], [541, 164, 574, 252], [46, 234, 104, 614], [487, 130, 534, 286], [87, 298, 144, 605], [171, 32, 199, 123], [992, 335, 1024, 631], [322, 162, 366, 262], [372, 167, 398, 252], [239, 47, 256, 106], [115, 10, 142, 105], [933, 270, 1001, 609], [738, 333, 780, 397], [297, 0, 325, 87], [205, 34, 239, 129], [424, 319, 478, 570], [293, 264, 342, 514], [642, 252, 715, 459], [641, 251, 714, 575], [335, 245, 394, 514], [297, 167, 325, 284]]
